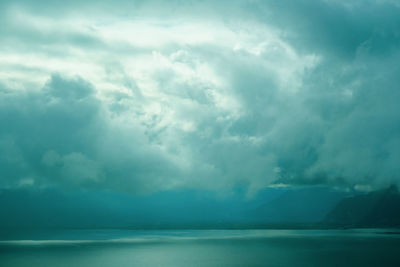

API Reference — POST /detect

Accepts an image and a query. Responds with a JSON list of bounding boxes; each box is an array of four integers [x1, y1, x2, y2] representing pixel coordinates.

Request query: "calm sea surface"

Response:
[[0, 229, 399, 267]]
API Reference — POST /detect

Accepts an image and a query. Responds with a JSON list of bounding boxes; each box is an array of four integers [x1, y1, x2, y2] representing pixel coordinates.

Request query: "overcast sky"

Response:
[[1, 0, 400, 195]]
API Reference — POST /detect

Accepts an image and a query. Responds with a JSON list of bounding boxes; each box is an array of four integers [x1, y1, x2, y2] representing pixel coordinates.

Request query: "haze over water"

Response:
[[1, 229, 400, 267]]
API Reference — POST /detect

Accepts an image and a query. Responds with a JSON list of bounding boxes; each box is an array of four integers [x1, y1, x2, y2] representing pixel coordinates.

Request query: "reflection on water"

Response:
[[0, 229, 400, 267]]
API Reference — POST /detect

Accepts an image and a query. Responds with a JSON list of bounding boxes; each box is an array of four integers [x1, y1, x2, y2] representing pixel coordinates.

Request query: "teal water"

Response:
[[0, 229, 399, 267]]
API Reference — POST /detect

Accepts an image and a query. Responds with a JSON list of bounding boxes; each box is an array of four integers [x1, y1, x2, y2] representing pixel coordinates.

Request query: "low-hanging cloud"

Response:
[[0, 0, 399, 193]]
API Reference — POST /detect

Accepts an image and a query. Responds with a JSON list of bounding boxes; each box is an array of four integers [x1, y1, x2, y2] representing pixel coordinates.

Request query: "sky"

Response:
[[1, 0, 400, 200]]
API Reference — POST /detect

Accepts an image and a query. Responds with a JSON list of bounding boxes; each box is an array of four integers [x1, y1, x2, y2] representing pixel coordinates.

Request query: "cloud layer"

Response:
[[1, 0, 400, 193]]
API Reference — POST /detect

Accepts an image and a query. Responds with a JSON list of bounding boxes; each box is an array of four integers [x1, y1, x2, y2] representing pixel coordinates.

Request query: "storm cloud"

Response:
[[0, 0, 399, 194]]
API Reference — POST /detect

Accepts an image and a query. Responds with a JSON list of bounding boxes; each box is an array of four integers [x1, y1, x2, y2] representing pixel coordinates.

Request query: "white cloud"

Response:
[[1, 0, 400, 193]]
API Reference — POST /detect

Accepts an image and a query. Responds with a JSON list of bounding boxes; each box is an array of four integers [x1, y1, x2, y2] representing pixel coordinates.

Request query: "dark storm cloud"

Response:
[[253, 0, 400, 187], [0, 75, 184, 192]]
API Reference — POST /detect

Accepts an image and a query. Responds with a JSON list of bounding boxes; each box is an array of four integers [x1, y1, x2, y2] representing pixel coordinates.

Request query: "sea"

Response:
[[0, 229, 399, 267]]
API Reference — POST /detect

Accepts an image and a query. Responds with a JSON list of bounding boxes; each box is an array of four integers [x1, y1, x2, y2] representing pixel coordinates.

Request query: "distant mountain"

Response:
[[254, 187, 351, 223], [324, 185, 400, 227], [0, 187, 288, 229], [0, 186, 353, 230]]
